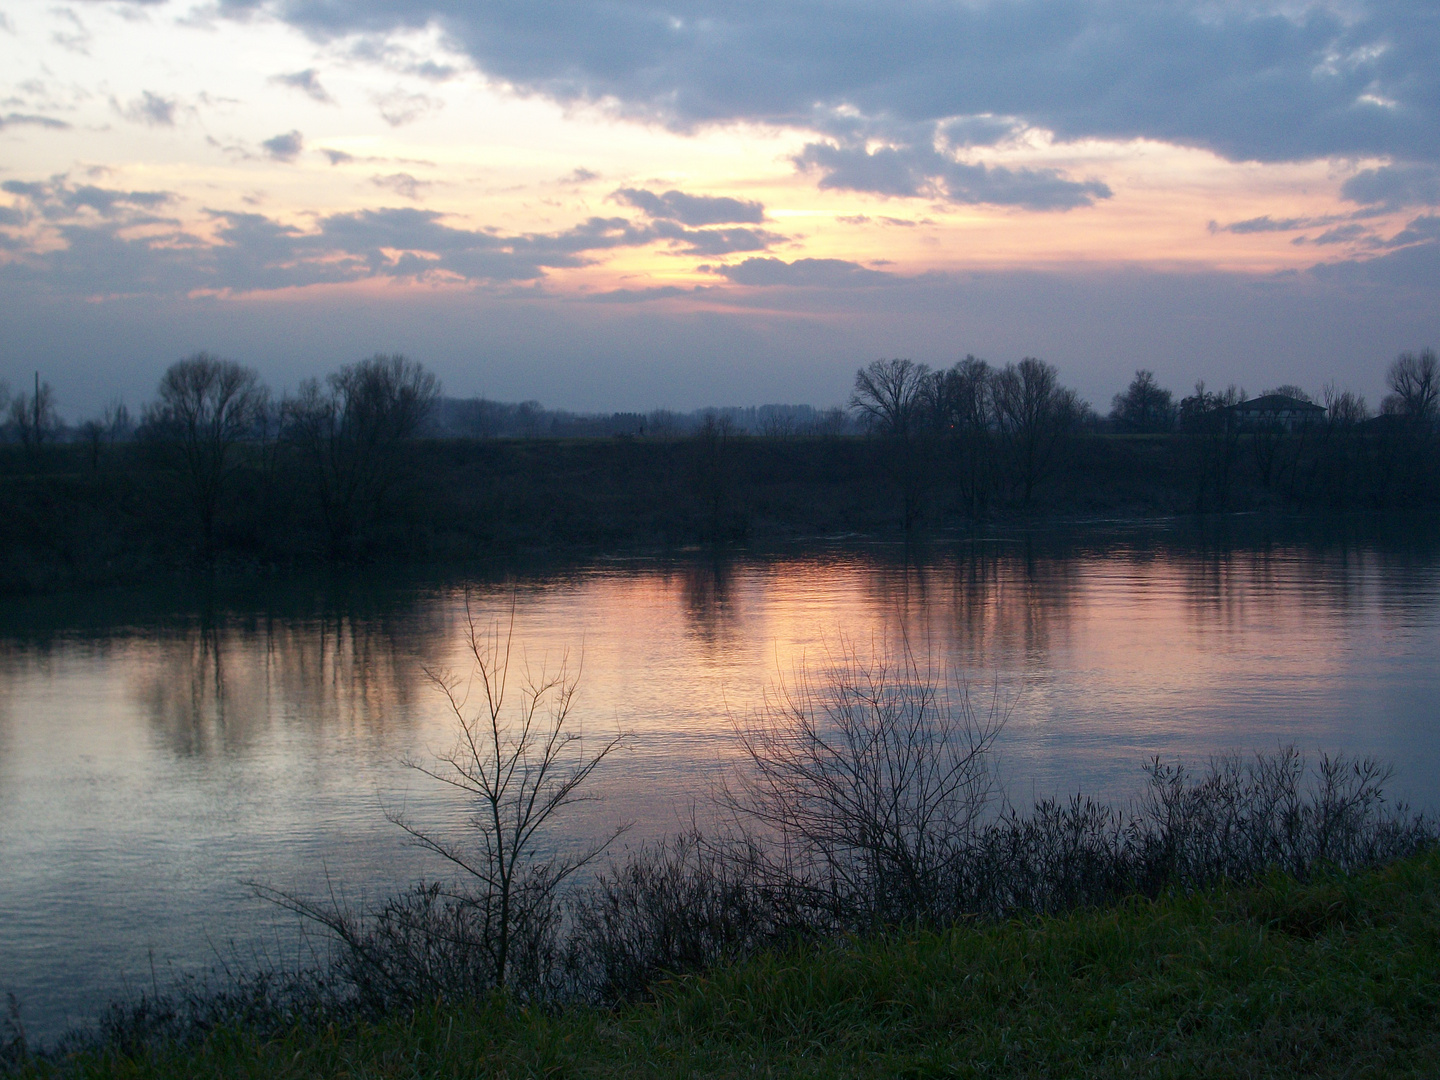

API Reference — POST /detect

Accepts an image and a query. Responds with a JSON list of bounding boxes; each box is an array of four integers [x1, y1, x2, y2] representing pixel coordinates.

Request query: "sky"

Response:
[[1, 0, 1438, 418]]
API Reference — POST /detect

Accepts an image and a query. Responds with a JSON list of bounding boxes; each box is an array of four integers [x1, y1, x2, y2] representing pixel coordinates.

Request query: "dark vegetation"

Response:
[[1, 349, 1436, 596], [12, 853, 1440, 1077], [3, 632, 1435, 1076]]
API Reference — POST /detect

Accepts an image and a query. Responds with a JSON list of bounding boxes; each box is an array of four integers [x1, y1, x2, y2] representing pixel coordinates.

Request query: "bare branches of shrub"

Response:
[[255, 600, 628, 1009], [725, 638, 1004, 928]]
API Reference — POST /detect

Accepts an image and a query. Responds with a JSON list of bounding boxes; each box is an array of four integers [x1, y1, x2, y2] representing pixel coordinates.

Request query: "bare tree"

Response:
[[255, 603, 629, 1003], [928, 356, 996, 516], [145, 354, 267, 554], [849, 358, 930, 438], [1323, 382, 1369, 427], [727, 638, 1004, 927], [8, 374, 58, 452], [103, 398, 133, 443], [284, 354, 440, 558], [1110, 369, 1176, 433], [992, 357, 1082, 504], [1383, 348, 1438, 428], [391, 603, 629, 991], [850, 359, 938, 529]]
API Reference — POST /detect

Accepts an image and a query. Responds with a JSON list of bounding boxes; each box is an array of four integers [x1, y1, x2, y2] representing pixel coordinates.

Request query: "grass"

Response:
[[21, 850, 1440, 1079]]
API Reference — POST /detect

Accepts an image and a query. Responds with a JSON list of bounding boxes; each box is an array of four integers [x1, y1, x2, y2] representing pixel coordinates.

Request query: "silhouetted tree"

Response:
[[851, 359, 935, 530], [1309, 382, 1371, 508], [850, 359, 930, 438], [992, 358, 1082, 504], [285, 354, 440, 558], [1322, 383, 1369, 427], [1382, 348, 1438, 429], [8, 374, 59, 452], [144, 353, 268, 555], [925, 356, 995, 517], [1109, 370, 1176, 433], [1375, 349, 1439, 506], [76, 399, 133, 471], [1178, 381, 1241, 510]]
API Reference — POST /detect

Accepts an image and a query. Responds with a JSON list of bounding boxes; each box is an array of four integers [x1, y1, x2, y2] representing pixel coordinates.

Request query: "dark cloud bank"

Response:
[[214, 0, 1440, 207]]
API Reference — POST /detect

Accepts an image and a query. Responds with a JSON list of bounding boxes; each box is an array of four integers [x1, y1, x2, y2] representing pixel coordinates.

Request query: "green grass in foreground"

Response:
[[28, 852, 1440, 1079]]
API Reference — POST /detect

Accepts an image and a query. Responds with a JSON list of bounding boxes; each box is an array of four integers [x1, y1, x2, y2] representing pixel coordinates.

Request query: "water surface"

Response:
[[2, 521, 1438, 1040]]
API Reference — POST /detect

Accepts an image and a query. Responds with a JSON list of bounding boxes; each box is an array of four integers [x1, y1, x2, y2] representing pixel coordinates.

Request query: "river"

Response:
[[2, 519, 1438, 1041]]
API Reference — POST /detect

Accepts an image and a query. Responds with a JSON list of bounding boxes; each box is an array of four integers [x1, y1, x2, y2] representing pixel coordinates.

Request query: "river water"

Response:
[[2, 520, 1438, 1041]]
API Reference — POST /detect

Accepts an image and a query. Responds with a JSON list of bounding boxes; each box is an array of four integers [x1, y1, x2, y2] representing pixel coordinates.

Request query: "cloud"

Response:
[[371, 172, 430, 199], [233, 0, 1440, 171], [49, 7, 89, 53], [1385, 214, 1440, 247], [117, 91, 177, 127], [709, 257, 892, 288], [612, 187, 765, 225], [373, 87, 442, 126], [0, 113, 71, 131], [588, 284, 712, 302], [1341, 164, 1440, 209], [321, 148, 355, 165], [651, 222, 783, 255], [1, 176, 174, 220], [940, 115, 1021, 149], [605, 187, 783, 251], [794, 141, 1110, 210], [562, 168, 598, 183], [1209, 215, 1338, 235], [0, 182, 779, 296], [344, 36, 459, 81], [261, 130, 304, 162], [1309, 223, 1374, 246], [271, 69, 334, 104]]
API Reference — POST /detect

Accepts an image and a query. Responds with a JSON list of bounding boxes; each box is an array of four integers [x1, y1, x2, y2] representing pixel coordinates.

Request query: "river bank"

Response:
[[12, 851, 1439, 1078]]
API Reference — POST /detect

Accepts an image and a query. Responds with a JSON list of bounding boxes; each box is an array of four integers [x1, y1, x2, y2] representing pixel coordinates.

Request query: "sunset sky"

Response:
[[2, 0, 1438, 415]]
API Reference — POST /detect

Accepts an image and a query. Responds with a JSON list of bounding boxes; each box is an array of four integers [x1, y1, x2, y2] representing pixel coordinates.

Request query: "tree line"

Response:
[[0, 353, 442, 565], [846, 348, 1438, 521], [0, 346, 1434, 586]]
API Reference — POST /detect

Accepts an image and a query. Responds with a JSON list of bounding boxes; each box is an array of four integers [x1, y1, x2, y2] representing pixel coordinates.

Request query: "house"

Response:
[[1229, 394, 1327, 431]]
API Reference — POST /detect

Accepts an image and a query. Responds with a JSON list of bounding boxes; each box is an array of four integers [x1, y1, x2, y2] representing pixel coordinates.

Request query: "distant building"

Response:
[[1229, 394, 1327, 431]]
